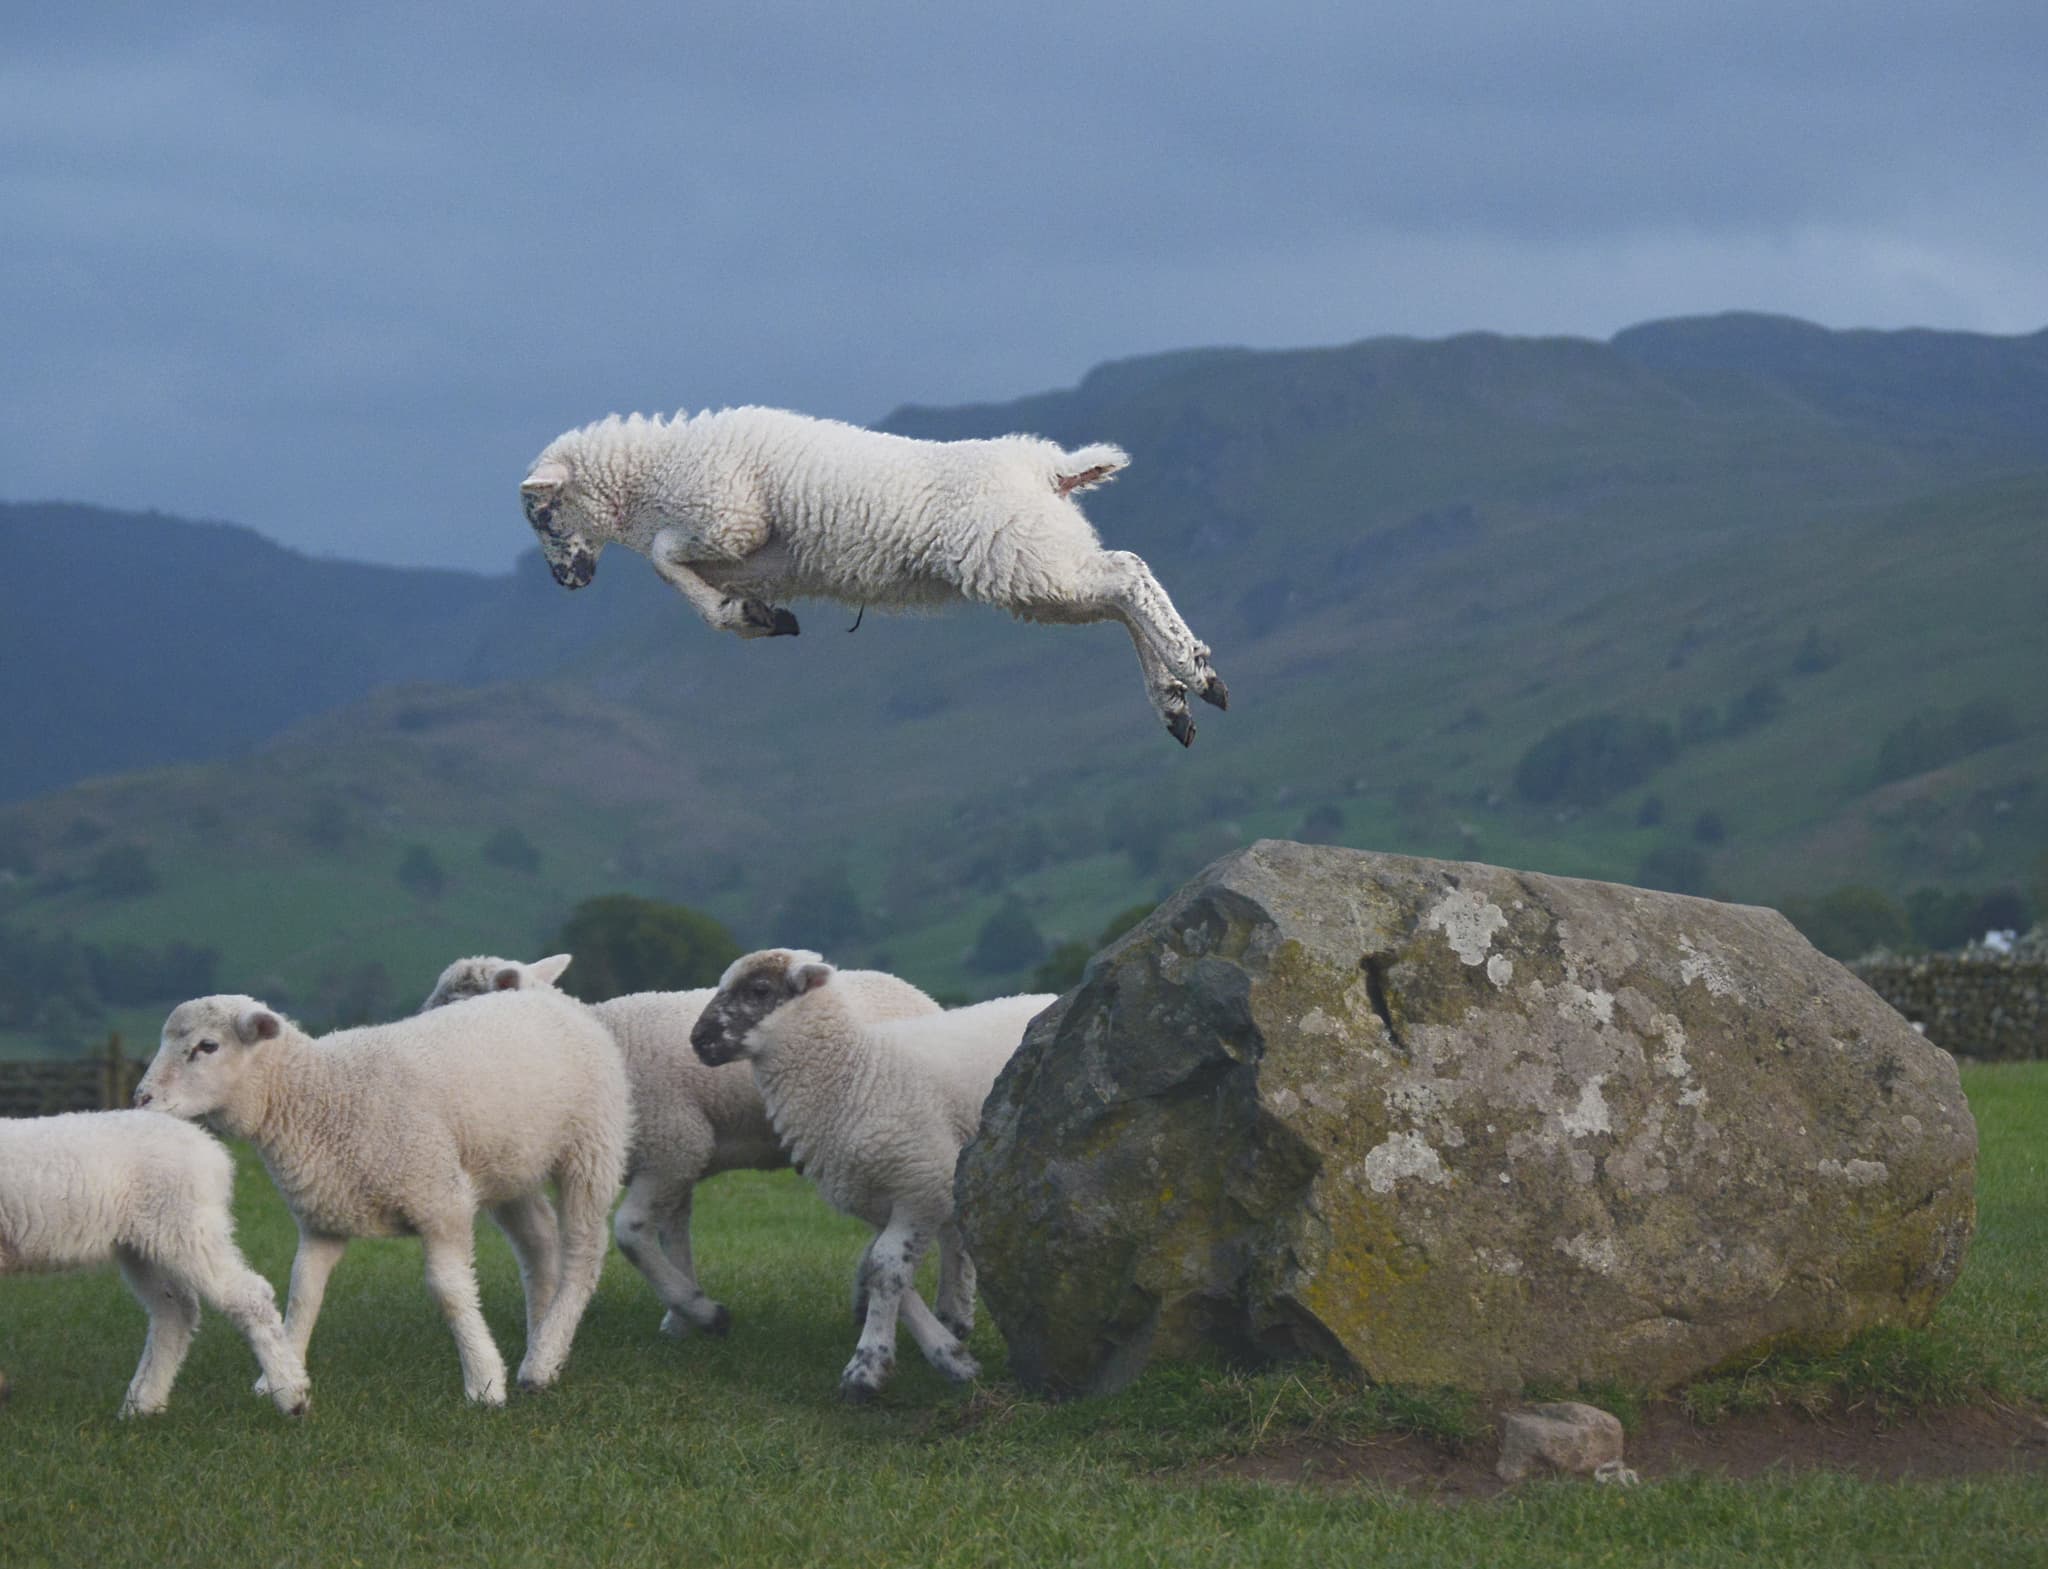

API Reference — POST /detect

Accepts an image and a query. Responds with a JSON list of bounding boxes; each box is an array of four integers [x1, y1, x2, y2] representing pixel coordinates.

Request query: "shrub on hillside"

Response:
[[969, 897, 1046, 975], [482, 825, 543, 874], [1722, 679, 1787, 737], [1678, 704, 1719, 745], [1513, 713, 1677, 807], [554, 893, 741, 1002], [88, 843, 157, 898], [396, 844, 446, 900], [1297, 802, 1345, 844], [1692, 810, 1728, 846], [301, 798, 353, 852], [1792, 626, 1842, 675]]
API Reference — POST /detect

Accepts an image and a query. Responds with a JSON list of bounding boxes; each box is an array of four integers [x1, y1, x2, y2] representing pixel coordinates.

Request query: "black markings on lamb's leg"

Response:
[[839, 1346, 892, 1402]]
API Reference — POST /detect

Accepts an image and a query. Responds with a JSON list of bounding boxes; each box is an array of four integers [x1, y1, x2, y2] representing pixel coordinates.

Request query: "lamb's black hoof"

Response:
[[738, 599, 800, 637], [705, 1305, 733, 1337], [938, 1314, 972, 1342], [1200, 672, 1230, 710], [1167, 712, 1197, 747]]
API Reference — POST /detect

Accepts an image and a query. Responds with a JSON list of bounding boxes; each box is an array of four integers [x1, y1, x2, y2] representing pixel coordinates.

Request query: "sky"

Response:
[[5, 2, 2046, 571]]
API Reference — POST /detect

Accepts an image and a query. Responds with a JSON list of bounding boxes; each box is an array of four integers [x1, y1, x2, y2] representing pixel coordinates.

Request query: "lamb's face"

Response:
[[419, 953, 573, 1012], [691, 950, 834, 1065], [136, 996, 281, 1120], [521, 460, 601, 590]]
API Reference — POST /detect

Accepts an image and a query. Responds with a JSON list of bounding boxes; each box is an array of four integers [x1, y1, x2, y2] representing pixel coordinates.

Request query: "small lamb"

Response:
[[690, 949, 1052, 1400], [421, 953, 939, 1338], [0, 1109, 309, 1418], [520, 407, 1230, 745], [136, 989, 630, 1406]]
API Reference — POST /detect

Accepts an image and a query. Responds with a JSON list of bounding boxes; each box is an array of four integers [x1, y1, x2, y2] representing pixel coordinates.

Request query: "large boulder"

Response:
[[958, 841, 1976, 1396]]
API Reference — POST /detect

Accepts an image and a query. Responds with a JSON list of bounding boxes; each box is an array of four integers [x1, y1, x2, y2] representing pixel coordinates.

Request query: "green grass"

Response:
[[2, 1063, 2044, 1565]]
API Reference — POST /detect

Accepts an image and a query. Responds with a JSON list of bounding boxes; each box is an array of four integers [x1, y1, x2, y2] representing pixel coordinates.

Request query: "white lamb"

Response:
[[420, 952, 939, 1338], [689, 949, 1052, 1400], [0, 1109, 309, 1418], [519, 407, 1231, 745], [135, 989, 630, 1406]]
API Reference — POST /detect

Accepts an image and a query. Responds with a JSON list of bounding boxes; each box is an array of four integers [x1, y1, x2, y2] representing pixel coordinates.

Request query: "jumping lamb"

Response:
[[136, 989, 630, 1406], [0, 1109, 310, 1418], [519, 407, 1231, 745], [421, 952, 939, 1338], [690, 949, 1053, 1400]]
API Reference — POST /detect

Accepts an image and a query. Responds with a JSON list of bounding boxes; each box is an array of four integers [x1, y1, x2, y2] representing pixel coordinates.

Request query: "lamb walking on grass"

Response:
[[520, 407, 1231, 745], [0, 1109, 309, 1418], [421, 952, 939, 1338], [690, 949, 1052, 1400], [136, 990, 630, 1406]]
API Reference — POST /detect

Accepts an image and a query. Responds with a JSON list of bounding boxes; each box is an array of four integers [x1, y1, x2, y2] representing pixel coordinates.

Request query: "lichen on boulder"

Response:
[[957, 840, 1976, 1396]]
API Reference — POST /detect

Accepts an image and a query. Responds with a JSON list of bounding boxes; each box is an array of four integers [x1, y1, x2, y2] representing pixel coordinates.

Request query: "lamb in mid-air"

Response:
[[519, 407, 1231, 745]]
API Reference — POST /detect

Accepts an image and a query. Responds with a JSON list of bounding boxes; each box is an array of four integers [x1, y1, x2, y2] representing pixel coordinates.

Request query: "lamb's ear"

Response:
[[791, 961, 835, 994], [527, 954, 573, 988], [236, 1007, 283, 1044], [521, 461, 568, 496], [491, 966, 525, 992]]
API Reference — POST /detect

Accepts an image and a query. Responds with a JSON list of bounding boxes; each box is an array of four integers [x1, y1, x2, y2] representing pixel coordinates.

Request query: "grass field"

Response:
[[1, 1064, 2042, 1567]]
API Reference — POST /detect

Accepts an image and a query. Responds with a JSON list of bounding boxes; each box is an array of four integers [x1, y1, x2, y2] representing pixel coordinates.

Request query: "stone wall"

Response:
[[1853, 955, 2048, 1061]]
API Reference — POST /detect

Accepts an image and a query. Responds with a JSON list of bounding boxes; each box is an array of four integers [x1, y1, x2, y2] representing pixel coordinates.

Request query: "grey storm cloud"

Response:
[[4, 1, 2045, 568]]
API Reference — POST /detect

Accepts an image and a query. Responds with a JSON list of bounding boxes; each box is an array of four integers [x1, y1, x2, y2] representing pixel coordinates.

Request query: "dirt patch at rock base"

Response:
[[1208, 1402, 2048, 1500]]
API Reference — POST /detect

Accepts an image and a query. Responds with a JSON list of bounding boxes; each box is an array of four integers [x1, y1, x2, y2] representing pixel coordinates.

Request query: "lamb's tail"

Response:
[[1052, 443, 1129, 497]]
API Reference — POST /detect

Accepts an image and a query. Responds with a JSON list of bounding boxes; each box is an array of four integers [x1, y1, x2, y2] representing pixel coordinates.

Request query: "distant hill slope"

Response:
[[0, 504, 502, 799], [2, 315, 2043, 1048]]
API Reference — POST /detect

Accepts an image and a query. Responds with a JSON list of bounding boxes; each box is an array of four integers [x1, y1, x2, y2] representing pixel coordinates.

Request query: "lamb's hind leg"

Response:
[[114, 1248, 201, 1418], [489, 1192, 562, 1351], [178, 1223, 311, 1418], [519, 1164, 613, 1390], [1091, 549, 1227, 709], [614, 1175, 729, 1338], [935, 1222, 976, 1342], [420, 1220, 508, 1406], [1051, 550, 1227, 745]]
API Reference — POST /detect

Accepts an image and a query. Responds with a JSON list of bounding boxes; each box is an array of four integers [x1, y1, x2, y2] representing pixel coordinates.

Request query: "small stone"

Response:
[[1496, 1401, 1625, 1483]]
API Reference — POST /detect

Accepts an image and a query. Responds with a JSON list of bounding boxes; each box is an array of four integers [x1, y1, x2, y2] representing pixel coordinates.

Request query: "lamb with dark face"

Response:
[[691, 946, 1053, 1400], [690, 950, 829, 1066], [419, 948, 939, 1341], [521, 475, 599, 589]]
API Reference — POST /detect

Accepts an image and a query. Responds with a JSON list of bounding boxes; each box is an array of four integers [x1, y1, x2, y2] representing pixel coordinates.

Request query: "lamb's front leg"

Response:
[[841, 1212, 929, 1402], [648, 527, 799, 638], [255, 1229, 345, 1395]]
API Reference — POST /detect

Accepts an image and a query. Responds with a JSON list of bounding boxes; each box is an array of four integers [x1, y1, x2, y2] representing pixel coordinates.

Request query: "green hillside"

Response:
[[3, 315, 2044, 1055]]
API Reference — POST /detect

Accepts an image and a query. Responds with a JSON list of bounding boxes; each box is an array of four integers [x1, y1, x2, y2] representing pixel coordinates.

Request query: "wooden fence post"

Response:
[[101, 1032, 126, 1110]]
